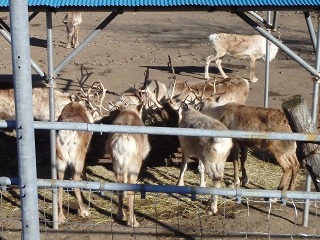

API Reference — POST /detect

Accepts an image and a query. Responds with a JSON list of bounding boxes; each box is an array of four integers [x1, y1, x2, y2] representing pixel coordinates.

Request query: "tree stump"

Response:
[[282, 95, 320, 191]]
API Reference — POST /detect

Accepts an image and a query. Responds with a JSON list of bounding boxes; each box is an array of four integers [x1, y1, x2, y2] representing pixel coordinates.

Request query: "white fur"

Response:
[[205, 33, 279, 82]]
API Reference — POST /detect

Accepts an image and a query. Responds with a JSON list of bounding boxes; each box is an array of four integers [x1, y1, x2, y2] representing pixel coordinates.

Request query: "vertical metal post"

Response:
[[304, 11, 317, 52], [46, 11, 59, 229], [303, 11, 320, 227], [264, 11, 271, 107], [9, 0, 40, 239]]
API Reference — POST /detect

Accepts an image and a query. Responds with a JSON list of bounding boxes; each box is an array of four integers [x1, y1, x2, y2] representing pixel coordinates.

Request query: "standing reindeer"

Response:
[[105, 104, 150, 227], [201, 102, 300, 192], [204, 33, 279, 82], [63, 12, 82, 48], [56, 101, 94, 224], [172, 101, 233, 215], [56, 67, 107, 224]]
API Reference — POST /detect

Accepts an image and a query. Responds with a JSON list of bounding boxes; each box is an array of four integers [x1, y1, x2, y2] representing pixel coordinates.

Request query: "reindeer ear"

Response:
[[136, 103, 144, 114], [215, 96, 222, 103]]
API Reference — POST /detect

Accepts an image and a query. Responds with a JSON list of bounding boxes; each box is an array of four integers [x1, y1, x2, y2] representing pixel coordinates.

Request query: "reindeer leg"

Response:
[[57, 159, 67, 224], [250, 57, 258, 82], [66, 26, 73, 49], [127, 174, 139, 227], [205, 54, 217, 79], [116, 174, 126, 222], [74, 25, 80, 48], [73, 160, 89, 218], [208, 179, 221, 215], [215, 58, 228, 79], [177, 153, 189, 186], [288, 155, 300, 191], [228, 144, 240, 187], [198, 160, 206, 187], [239, 146, 249, 186]]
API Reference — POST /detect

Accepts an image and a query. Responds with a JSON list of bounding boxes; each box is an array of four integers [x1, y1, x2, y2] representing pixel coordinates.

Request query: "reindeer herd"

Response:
[[1, 12, 295, 228]]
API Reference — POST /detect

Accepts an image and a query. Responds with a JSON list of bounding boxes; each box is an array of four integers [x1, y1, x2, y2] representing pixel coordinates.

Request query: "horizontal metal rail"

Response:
[[1, 177, 320, 203], [0, 120, 319, 142]]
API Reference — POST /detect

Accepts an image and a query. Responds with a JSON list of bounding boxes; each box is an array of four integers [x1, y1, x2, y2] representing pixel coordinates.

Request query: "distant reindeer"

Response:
[[0, 87, 73, 121], [201, 102, 300, 192], [204, 33, 279, 82], [63, 12, 82, 48], [105, 104, 150, 227], [171, 101, 233, 214], [56, 101, 95, 224]]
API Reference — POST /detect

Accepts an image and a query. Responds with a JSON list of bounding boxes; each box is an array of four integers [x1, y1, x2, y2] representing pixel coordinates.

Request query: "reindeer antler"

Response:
[[87, 81, 109, 116], [167, 55, 176, 79], [76, 65, 109, 116], [143, 66, 150, 89], [76, 65, 95, 98], [167, 55, 177, 100], [185, 81, 202, 103]]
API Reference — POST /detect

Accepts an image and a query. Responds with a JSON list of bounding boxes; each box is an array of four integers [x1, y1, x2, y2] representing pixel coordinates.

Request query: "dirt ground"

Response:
[[1, 10, 320, 239]]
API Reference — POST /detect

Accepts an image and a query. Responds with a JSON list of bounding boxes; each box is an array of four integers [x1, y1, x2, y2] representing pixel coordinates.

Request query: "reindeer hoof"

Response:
[[127, 218, 140, 228], [268, 197, 279, 203], [250, 77, 259, 83], [241, 177, 249, 187], [78, 205, 90, 218], [58, 212, 67, 224]]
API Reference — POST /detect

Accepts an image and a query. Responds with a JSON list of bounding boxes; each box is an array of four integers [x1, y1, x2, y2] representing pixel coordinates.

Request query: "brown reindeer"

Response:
[[201, 102, 300, 192], [56, 101, 95, 224], [63, 12, 82, 48], [167, 77, 249, 107], [105, 104, 150, 227], [161, 76, 250, 187], [205, 33, 279, 82], [172, 101, 233, 214]]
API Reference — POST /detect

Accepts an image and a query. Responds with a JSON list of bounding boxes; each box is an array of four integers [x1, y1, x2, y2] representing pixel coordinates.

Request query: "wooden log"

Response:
[[282, 94, 320, 192]]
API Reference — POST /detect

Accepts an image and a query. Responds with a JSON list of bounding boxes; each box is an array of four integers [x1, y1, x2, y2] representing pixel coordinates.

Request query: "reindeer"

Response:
[[160, 57, 251, 187], [105, 104, 150, 227], [201, 102, 300, 192], [56, 101, 95, 224], [170, 101, 233, 214], [55, 66, 107, 224], [109, 67, 167, 113], [204, 33, 279, 82], [63, 12, 82, 48], [167, 77, 249, 107], [165, 54, 249, 107], [0, 87, 73, 121]]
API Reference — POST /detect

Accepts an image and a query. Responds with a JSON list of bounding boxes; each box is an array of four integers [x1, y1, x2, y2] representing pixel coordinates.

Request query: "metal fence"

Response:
[[3, 1, 320, 239], [1, 177, 320, 239]]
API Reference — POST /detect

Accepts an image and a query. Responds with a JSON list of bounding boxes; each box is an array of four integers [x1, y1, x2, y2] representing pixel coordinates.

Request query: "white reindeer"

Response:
[[63, 12, 82, 48], [0, 87, 73, 121], [204, 33, 279, 82], [173, 102, 233, 215], [201, 102, 300, 192], [56, 101, 95, 224], [106, 104, 150, 227]]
